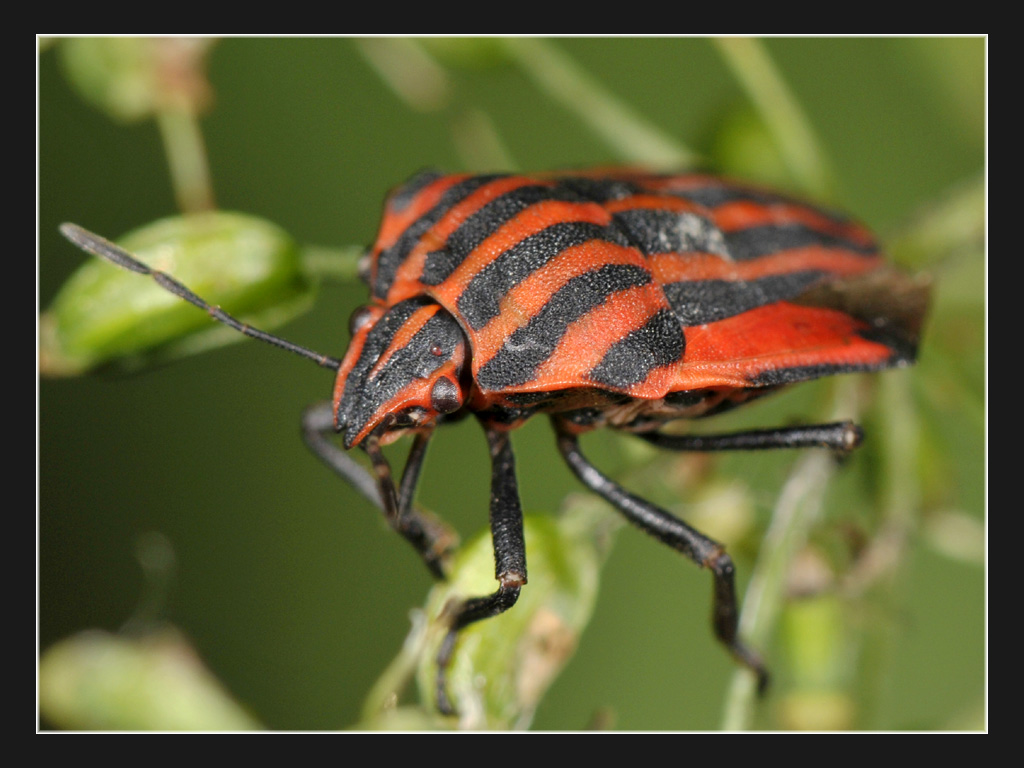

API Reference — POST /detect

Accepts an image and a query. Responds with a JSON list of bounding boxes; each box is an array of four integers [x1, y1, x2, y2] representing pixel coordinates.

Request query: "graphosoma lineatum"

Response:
[[60, 168, 928, 715]]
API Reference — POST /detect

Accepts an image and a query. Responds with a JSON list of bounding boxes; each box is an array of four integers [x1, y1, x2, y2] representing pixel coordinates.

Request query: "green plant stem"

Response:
[[300, 244, 366, 283], [712, 38, 834, 198], [720, 379, 860, 729], [156, 105, 215, 213], [885, 174, 985, 272], [360, 609, 431, 723], [355, 38, 452, 112], [849, 370, 921, 726], [502, 38, 699, 169], [450, 108, 519, 172], [721, 451, 835, 728]]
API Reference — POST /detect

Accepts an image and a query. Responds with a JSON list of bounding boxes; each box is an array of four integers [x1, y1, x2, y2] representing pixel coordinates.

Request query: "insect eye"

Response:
[[348, 306, 375, 336], [430, 377, 462, 415]]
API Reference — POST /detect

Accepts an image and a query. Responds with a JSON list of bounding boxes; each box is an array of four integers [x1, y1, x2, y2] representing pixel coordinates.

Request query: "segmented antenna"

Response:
[[59, 223, 341, 371]]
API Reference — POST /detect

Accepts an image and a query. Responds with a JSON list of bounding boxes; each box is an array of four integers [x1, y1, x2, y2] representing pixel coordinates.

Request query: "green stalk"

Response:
[[156, 105, 215, 213], [502, 38, 699, 169], [713, 38, 834, 198], [721, 379, 859, 729]]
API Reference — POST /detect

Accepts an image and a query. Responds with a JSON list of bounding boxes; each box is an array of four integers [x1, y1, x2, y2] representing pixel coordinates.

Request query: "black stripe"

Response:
[[372, 174, 506, 299], [611, 208, 725, 256], [457, 221, 631, 330], [748, 355, 903, 388], [342, 298, 429, 397], [420, 184, 587, 286], [476, 264, 652, 390], [665, 183, 788, 209], [661, 183, 863, 236], [588, 309, 686, 389], [339, 301, 464, 445], [856, 323, 919, 367], [724, 223, 877, 262], [663, 270, 825, 326], [556, 177, 645, 202], [387, 169, 445, 212]]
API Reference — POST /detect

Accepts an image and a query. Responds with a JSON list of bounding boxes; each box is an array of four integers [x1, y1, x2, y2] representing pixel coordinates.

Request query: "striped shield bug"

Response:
[[59, 169, 928, 715]]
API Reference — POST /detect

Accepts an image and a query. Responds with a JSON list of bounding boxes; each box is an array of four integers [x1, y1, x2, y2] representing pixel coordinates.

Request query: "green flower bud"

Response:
[[411, 504, 610, 729], [58, 37, 214, 122], [41, 212, 314, 376], [39, 629, 261, 730]]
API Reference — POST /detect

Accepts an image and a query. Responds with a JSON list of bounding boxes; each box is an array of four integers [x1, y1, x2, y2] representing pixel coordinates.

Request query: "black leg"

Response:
[[436, 426, 527, 715], [555, 419, 768, 693], [637, 420, 862, 454], [301, 402, 456, 581], [397, 431, 430, 517], [301, 402, 381, 506]]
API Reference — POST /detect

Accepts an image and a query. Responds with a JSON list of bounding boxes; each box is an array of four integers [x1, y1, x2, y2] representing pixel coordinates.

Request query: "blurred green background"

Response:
[[38, 37, 985, 730]]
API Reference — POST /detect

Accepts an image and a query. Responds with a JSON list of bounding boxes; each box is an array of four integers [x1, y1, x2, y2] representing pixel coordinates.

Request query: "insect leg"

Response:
[[554, 419, 768, 693], [397, 430, 430, 517], [301, 402, 456, 580], [637, 421, 863, 454], [435, 426, 527, 715], [302, 402, 382, 506]]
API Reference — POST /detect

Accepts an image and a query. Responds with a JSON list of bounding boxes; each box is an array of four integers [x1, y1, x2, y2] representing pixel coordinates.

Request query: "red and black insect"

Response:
[[61, 169, 928, 714]]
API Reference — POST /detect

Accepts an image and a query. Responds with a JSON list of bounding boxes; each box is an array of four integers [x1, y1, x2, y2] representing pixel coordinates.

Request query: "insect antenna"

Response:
[[60, 223, 341, 371]]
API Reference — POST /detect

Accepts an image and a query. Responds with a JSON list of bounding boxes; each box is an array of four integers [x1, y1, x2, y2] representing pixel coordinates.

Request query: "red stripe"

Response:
[[648, 247, 884, 284], [365, 303, 439, 380], [670, 302, 895, 389], [711, 199, 876, 246], [373, 174, 471, 254], [469, 241, 646, 367], [429, 199, 614, 307]]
